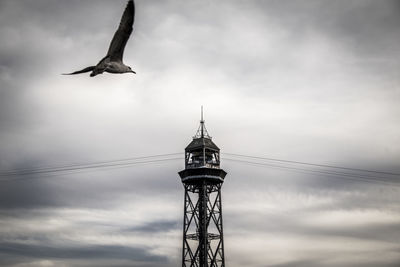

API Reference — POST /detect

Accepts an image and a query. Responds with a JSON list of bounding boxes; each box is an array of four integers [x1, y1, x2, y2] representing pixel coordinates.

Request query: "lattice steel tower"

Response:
[[179, 109, 227, 267]]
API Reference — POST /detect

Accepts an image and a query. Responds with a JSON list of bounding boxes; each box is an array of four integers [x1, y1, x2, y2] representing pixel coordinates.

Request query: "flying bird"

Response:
[[64, 0, 136, 77]]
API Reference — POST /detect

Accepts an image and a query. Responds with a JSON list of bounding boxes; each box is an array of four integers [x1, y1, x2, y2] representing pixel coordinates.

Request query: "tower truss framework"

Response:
[[182, 183, 225, 267]]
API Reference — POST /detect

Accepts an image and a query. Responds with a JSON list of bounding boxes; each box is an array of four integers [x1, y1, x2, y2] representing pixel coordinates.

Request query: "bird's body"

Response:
[[64, 0, 136, 77]]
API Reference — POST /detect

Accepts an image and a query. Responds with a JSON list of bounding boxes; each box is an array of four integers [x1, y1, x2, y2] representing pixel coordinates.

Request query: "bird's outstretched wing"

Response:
[[63, 66, 95, 75], [107, 0, 135, 62]]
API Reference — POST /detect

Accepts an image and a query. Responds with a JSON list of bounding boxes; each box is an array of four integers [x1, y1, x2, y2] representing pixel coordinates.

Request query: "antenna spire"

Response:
[[201, 106, 204, 138], [194, 106, 211, 139]]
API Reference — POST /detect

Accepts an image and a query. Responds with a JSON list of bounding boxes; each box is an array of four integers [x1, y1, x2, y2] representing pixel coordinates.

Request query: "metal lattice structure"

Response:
[[179, 109, 227, 267]]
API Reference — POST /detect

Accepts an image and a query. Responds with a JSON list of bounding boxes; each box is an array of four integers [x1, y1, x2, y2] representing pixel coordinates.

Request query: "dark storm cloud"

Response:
[[0, 178, 59, 209], [124, 220, 179, 233], [0, 242, 167, 263], [0, 164, 182, 209]]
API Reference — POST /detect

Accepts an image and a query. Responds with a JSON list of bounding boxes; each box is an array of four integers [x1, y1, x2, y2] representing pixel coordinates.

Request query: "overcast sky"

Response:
[[0, 0, 400, 266]]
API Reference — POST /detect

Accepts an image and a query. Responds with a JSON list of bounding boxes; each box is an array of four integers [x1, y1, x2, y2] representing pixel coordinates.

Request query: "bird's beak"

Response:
[[130, 70, 136, 74]]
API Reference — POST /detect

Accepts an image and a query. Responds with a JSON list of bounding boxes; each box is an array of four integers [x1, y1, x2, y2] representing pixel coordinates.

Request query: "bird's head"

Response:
[[127, 66, 136, 74]]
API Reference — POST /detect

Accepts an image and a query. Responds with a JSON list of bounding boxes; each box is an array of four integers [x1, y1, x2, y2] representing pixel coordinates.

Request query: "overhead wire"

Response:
[[0, 151, 398, 186], [0, 153, 181, 177], [223, 152, 400, 177], [222, 157, 399, 187], [223, 154, 400, 182], [0, 155, 182, 182], [0, 157, 182, 183]]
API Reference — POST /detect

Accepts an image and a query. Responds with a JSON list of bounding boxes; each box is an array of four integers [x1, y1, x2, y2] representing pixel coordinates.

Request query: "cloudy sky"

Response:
[[0, 0, 400, 266]]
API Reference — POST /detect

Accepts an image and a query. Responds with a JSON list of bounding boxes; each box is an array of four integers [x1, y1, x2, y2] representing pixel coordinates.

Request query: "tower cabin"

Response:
[[179, 113, 227, 185]]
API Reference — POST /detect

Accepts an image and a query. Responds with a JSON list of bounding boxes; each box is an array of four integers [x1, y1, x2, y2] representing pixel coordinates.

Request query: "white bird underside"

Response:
[[64, 0, 136, 77]]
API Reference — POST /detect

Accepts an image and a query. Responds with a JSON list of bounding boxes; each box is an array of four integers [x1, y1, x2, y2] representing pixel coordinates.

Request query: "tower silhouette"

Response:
[[179, 108, 227, 267]]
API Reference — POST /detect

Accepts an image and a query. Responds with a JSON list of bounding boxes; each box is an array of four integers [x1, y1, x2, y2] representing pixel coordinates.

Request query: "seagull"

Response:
[[64, 0, 136, 77]]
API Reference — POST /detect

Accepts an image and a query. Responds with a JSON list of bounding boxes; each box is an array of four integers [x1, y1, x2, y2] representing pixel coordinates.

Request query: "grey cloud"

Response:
[[254, 0, 400, 55], [0, 0, 399, 266], [226, 209, 400, 243], [124, 220, 179, 233], [0, 178, 59, 209], [267, 260, 324, 267], [0, 165, 182, 209], [0, 242, 168, 264], [267, 260, 400, 267]]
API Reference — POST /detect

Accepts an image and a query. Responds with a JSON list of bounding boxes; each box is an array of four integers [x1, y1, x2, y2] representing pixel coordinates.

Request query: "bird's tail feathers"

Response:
[[62, 66, 95, 75]]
